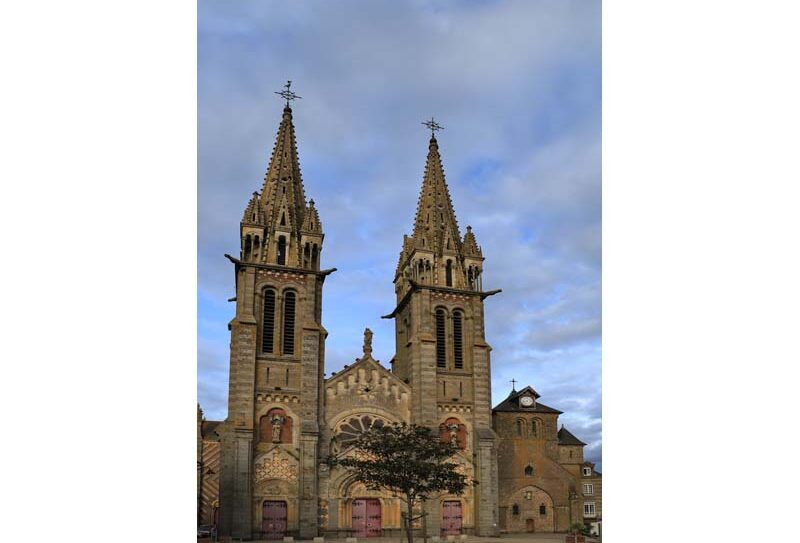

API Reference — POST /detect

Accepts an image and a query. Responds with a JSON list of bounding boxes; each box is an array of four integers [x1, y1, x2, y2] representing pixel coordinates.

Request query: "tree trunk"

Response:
[[406, 497, 414, 543]]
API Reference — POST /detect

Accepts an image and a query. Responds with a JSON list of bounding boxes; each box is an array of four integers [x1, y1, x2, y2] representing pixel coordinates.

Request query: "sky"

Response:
[[198, 0, 601, 468]]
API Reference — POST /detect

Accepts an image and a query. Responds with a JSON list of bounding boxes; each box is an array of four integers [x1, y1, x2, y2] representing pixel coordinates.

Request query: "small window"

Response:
[[511, 504, 520, 516], [277, 236, 286, 265], [516, 419, 523, 436], [583, 502, 596, 517], [583, 483, 594, 496], [524, 465, 533, 477], [539, 504, 546, 516], [445, 259, 453, 286], [583, 467, 592, 477]]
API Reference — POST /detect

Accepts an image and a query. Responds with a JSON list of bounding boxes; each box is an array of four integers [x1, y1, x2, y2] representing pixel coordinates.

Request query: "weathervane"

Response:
[[422, 116, 444, 137], [275, 80, 302, 107]]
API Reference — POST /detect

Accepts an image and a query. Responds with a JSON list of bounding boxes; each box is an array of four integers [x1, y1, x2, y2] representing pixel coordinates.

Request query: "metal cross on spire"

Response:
[[422, 117, 444, 137], [275, 80, 302, 107], [510, 378, 517, 391]]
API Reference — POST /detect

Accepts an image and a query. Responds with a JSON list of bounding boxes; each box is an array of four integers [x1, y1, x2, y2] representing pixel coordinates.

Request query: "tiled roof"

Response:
[[557, 426, 587, 446], [492, 386, 563, 414]]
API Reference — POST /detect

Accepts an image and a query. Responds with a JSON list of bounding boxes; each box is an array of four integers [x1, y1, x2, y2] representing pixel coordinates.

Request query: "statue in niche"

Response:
[[271, 414, 285, 443], [363, 327, 373, 357], [447, 423, 460, 447]]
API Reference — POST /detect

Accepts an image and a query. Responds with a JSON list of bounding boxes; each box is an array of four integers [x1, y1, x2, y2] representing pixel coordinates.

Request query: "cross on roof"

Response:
[[510, 378, 517, 391], [422, 117, 444, 137], [275, 80, 302, 107]]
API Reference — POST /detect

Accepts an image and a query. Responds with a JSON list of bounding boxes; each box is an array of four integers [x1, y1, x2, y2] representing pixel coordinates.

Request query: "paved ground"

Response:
[[202, 535, 600, 543]]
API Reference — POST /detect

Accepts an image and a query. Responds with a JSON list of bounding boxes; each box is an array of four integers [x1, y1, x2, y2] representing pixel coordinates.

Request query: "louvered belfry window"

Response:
[[282, 291, 296, 354], [262, 289, 276, 353], [277, 236, 286, 265], [453, 311, 463, 369], [436, 309, 446, 368]]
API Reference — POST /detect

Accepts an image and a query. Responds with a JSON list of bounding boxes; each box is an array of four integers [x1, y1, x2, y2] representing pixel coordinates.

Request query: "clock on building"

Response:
[[520, 395, 534, 407]]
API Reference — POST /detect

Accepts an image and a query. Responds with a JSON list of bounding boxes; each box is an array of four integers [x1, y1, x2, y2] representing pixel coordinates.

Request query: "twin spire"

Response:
[[241, 83, 482, 287]]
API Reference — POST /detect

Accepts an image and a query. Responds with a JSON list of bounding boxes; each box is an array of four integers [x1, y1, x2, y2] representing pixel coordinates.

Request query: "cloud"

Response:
[[198, 0, 601, 469]]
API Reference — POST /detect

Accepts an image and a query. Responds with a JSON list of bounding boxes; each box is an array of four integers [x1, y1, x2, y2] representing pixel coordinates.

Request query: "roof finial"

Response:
[[422, 116, 444, 139], [363, 327, 373, 357], [275, 80, 302, 108], [510, 378, 517, 391]]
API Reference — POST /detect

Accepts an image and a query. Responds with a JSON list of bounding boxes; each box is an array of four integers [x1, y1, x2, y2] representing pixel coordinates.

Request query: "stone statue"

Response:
[[363, 327, 373, 356], [447, 423, 460, 447], [271, 414, 285, 443]]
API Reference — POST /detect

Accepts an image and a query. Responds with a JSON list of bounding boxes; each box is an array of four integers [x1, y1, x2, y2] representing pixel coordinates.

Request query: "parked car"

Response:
[[198, 524, 217, 538]]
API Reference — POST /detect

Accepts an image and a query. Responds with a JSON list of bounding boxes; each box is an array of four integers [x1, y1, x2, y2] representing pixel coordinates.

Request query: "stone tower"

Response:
[[385, 133, 500, 536], [218, 103, 332, 539]]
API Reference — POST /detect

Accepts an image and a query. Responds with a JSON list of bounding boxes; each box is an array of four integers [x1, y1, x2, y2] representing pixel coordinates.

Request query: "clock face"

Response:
[[520, 396, 534, 407]]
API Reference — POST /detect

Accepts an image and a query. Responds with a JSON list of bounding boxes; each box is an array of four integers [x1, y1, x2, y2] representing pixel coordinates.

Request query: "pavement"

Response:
[[203, 535, 600, 543]]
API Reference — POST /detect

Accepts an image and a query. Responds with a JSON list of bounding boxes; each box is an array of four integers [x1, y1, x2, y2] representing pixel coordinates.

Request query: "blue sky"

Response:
[[198, 0, 601, 467]]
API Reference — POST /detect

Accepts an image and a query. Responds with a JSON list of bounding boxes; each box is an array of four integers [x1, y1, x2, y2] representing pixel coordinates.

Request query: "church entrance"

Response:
[[526, 518, 534, 532], [442, 501, 462, 535], [352, 498, 381, 537], [262, 500, 287, 540]]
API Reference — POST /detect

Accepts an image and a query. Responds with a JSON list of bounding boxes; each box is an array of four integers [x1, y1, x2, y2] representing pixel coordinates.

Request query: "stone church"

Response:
[[204, 97, 599, 539]]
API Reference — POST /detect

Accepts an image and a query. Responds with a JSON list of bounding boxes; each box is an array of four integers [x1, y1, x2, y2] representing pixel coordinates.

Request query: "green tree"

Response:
[[326, 423, 475, 543]]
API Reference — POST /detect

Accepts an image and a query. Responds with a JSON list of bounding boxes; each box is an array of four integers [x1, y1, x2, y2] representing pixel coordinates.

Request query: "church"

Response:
[[200, 91, 600, 539]]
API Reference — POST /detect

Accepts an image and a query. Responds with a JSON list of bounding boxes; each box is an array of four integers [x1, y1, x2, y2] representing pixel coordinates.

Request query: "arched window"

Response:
[[262, 289, 276, 353], [511, 504, 520, 516], [453, 310, 463, 369], [516, 419, 524, 436], [282, 291, 296, 354], [524, 465, 534, 477], [260, 408, 292, 443], [277, 236, 287, 265], [539, 504, 546, 516], [445, 259, 453, 287], [532, 418, 542, 437], [435, 309, 446, 368]]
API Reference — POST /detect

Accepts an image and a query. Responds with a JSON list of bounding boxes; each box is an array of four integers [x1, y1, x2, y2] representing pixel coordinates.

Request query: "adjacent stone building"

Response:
[[206, 97, 598, 539]]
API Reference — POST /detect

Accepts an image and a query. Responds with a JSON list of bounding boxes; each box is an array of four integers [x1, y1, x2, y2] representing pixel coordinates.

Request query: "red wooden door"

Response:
[[442, 501, 462, 535], [262, 500, 287, 540], [352, 499, 381, 537]]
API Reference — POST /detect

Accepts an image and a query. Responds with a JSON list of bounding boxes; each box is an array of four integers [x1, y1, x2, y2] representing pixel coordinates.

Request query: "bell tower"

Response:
[[384, 126, 500, 536], [219, 85, 333, 540]]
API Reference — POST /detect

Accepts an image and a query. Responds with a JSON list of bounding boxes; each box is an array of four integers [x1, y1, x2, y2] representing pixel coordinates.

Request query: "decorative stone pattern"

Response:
[[255, 450, 299, 483]]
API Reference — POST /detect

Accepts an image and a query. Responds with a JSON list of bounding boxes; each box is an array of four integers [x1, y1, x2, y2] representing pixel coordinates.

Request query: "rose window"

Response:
[[336, 415, 387, 448]]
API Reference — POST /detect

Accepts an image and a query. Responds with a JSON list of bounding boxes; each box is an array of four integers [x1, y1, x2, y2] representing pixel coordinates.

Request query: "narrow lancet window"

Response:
[[453, 311, 463, 369], [282, 291, 296, 354], [445, 259, 453, 287], [262, 289, 276, 353], [277, 236, 286, 265], [435, 309, 446, 368]]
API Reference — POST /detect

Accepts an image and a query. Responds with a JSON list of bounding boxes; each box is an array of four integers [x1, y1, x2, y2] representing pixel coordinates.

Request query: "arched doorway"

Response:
[[262, 500, 287, 540], [442, 501, 463, 535], [352, 498, 382, 537]]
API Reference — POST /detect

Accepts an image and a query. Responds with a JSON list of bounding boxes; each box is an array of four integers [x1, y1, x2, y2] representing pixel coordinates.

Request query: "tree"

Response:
[[326, 423, 475, 543]]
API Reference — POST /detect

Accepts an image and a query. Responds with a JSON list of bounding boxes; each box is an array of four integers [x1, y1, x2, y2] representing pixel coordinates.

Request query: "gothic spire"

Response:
[[410, 135, 462, 254], [259, 105, 308, 237]]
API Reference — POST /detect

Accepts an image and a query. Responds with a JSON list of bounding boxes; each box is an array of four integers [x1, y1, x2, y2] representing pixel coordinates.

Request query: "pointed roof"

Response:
[[243, 191, 266, 225], [558, 425, 587, 446], [259, 106, 308, 234], [410, 136, 462, 254], [493, 386, 562, 414], [301, 198, 323, 234], [462, 225, 483, 258]]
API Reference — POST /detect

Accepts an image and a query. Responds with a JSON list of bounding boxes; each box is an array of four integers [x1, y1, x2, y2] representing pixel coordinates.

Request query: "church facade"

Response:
[[209, 98, 597, 539]]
